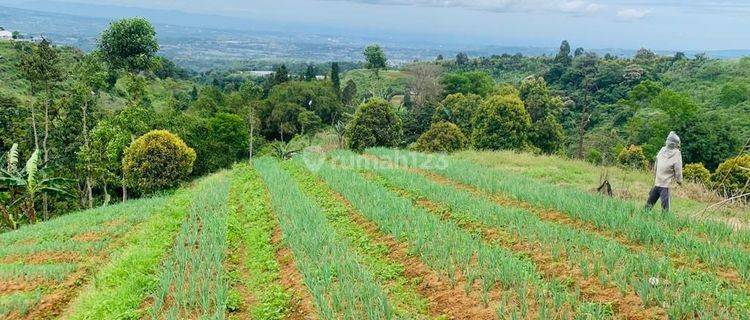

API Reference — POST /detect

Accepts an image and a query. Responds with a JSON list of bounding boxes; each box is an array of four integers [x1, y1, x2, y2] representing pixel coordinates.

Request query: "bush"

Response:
[[415, 122, 467, 153], [617, 145, 648, 170], [123, 130, 196, 194], [470, 94, 531, 150], [711, 155, 750, 197], [432, 93, 481, 136], [684, 163, 711, 185], [345, 98, 403, 151]]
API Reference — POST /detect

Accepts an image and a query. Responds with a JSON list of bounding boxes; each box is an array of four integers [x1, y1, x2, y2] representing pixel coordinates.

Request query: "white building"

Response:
[[0, 30, 13, 41]]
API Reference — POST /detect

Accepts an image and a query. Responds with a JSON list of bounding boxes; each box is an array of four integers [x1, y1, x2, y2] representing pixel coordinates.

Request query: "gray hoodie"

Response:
[[654, 131, 683, 188]]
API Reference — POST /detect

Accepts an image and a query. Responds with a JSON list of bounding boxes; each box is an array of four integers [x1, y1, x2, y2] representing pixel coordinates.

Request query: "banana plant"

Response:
[[0, 144, 74, 227]]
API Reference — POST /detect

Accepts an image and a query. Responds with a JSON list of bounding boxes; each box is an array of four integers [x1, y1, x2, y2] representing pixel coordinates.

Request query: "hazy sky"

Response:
[[4, 0, 750, 50]]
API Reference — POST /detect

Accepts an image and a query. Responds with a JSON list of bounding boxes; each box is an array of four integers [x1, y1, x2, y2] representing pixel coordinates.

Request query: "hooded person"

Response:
[[645, 131, 684, 212]]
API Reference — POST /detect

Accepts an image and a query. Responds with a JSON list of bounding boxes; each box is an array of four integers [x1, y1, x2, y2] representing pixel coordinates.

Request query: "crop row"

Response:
[[282, 159, 430, 318], [150, 173, 231, 319], [225, 163, 292, 319], [341, 150, 749, 318], [366, 148, 750, 282], [255, 157, 392, 319], [307, 153, 612, 319]]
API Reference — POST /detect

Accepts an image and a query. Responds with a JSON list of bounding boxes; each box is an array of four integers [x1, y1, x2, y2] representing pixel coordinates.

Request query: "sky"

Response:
[[2, 0, 750, 50]]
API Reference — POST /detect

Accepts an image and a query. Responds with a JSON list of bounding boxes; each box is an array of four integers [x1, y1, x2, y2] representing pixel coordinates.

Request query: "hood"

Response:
[[665, 131, 681, 149]]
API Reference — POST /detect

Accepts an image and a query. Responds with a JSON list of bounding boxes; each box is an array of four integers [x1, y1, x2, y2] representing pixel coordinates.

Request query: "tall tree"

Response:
[[98, 18, 159, 74], [331, 62, 341, 98], [456, 52, 469, 66], [342, 80, 358, 107], [304, 64, 316, 81], [18, 38, 62, 220], [364, 44, 387, 76]]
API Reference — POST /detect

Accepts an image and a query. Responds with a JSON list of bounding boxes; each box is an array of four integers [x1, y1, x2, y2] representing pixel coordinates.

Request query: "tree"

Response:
[[617, 145, 648, 170], [406, 63, 442, 106], [456, 52, 469, 66], [415, 122, 467, 153], [18, 38, 63, 219], [342, 80, 358, 107], [519, 76, 563, 122], [331, 62, 341, 97], [436, 54, 444, 61], [122, 130, 196, 194], [98, 18, 159, 73], [441, 71, 495, 97], [403, 101, 437, 144], [531, 115, 565, 154], [1, 147, 73, 227], [432, 93, 481, 137], [345, 99, 403, 151], [554, 40, 572, 66], [304, 64, 316, 81], [271, 64, 290, 86], [364, 44, 387, 75], [471, 94, 531, 150]]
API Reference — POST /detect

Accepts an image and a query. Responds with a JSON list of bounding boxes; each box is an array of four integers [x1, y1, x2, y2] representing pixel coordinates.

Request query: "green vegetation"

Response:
[[414, 121, 467, 153], [122, 130, 197, 194], [345, 98, 403, 151]]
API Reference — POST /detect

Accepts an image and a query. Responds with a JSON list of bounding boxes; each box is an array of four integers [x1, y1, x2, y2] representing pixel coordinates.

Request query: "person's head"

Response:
[[666, 131, 681, 149]]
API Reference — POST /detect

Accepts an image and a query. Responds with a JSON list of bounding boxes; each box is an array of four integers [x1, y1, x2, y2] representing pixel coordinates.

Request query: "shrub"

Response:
[[415, 122, 467, 153], [683, 163, 711, 185], [470, 94, 531, 150], [617, 145, 648, 170], [123, 130, 196, 194], [432, 93, 481, 137], [345, 98, 403, 151], [711, 155, 750, 197]]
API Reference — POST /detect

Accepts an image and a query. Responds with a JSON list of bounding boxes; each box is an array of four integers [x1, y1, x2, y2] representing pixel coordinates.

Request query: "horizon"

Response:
[[1, 0, 750, 52]]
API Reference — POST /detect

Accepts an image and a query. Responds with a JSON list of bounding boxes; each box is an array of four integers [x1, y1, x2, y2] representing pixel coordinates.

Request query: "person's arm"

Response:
[[674, 157, 683, 185]]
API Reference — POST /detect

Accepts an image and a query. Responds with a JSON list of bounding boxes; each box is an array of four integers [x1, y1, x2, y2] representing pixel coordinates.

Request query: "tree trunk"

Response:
[[82, 97, 93, 208], [249, 121, 254, 160], [577, 82, 591, 159], [42, 84, 51, 220], [30, 103, 40, 150]]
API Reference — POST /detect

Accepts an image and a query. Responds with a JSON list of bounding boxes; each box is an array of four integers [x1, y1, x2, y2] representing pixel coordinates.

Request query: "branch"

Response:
[[690, 192, 750, 219]]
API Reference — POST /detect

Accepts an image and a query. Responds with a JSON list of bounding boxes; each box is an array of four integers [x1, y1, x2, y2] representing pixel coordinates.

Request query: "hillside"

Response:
[[1, 151, 749, 318]]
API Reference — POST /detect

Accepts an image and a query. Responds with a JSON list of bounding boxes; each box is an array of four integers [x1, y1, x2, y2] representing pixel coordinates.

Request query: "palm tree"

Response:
[[0, 144, 73, 228]]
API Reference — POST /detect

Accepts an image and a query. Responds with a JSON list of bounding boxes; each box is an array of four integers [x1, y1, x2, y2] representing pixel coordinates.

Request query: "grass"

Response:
[[150, 172, 231, 319], [62, 182, 199, 319], [255, 157, 392, 319], [0, 290, 42, 318], [225, 163, 292, 320]]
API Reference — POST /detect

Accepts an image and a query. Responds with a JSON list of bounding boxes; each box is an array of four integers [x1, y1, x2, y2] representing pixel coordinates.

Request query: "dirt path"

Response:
[[271, 228, 318, 320]]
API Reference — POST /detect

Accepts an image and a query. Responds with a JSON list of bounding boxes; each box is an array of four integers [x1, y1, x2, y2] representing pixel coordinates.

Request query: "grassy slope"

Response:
[[454, 149, 749, 223]]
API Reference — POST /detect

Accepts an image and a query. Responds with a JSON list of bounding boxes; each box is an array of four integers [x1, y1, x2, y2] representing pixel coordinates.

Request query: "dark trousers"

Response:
[[645, 186, 670, 211]]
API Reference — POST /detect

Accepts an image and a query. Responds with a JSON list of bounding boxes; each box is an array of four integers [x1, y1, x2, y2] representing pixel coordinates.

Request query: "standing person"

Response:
[[645, 131, 683, 212]]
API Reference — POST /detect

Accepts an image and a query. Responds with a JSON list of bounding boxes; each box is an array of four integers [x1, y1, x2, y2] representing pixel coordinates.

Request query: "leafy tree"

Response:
[[403, 101, 437, 144], [345, 99, 403, 151], [122, 130, 195, 194], [680, 114, 741, 170], [304, 64, 316, 81], [719, 82, 749, 106], [471, 94, 531, 150], [331, 62, 341, 97], [711, 155, 750, 198], [441, 71, 495, 97], [98, 18, 159, 73], [415, 122, 467, 153], [531, 115, 565, 154], [266, 80, 343, 125], [456, 52, 469, 66], [617, 145, 648, 170], [432, 93, 481, 136], [554, 40, 572, 66], [683, 163, 710, 185], [364, 44, 387, 74], [342, 79, 358, 107], [519, 76, 563, 122]]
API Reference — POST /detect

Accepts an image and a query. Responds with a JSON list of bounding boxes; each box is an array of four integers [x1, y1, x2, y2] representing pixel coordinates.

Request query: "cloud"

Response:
[[616, 7, 651, 20], [328, 0, 605, 15]]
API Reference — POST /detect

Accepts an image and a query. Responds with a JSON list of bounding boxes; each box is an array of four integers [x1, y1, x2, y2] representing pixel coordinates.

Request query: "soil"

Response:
[[271, 227, 318, 320], [0, 251, 82, 264]]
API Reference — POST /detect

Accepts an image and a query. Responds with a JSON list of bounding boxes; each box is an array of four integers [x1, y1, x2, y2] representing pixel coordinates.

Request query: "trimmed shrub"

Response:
[[683, 163, 711, 185], [345, 98, 403, 151], [711, 155, 750, 197], [432, 93, 481, 136], [123, 130, 196, 194], [617, 145, 648, 170], [470, 94, 531, 150], [415, 122, 467, 153]]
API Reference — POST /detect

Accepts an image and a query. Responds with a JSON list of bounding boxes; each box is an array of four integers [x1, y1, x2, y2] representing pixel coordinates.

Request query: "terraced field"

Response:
[[1, 150, 748, 319]]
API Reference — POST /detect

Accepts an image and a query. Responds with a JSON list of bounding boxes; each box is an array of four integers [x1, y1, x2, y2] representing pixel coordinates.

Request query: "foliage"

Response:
[[531, 115, 565, 154], [414, 122, 467, 153], [432, 93, 481, 136], [402, 101, 437, 144], [345, 99, 403, 151], [98, 18, 159, 73], [122, 130, 196, 194], [683, 163, 711, 185], [441, 71, 495, 97], [174, 113, 249, 176], [470, 93, 531, 150], [617, 145, 648, 170], [364, 44, 387, 71], [711, 155, 750, 197]]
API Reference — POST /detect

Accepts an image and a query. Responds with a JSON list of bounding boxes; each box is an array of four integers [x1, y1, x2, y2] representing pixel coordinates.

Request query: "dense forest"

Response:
[[1, 18, 748, 230]]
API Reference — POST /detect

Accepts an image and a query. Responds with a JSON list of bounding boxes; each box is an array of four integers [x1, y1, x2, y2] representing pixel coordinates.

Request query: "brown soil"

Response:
[[0, 279, 49, 295], [71, 231, 105, 242], [0, 251, 82, 265], [271, 228, 318, 320]]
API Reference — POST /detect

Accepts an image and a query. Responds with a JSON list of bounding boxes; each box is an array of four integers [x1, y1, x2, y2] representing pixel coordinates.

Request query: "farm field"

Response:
[[1, 149, 749, 319]]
